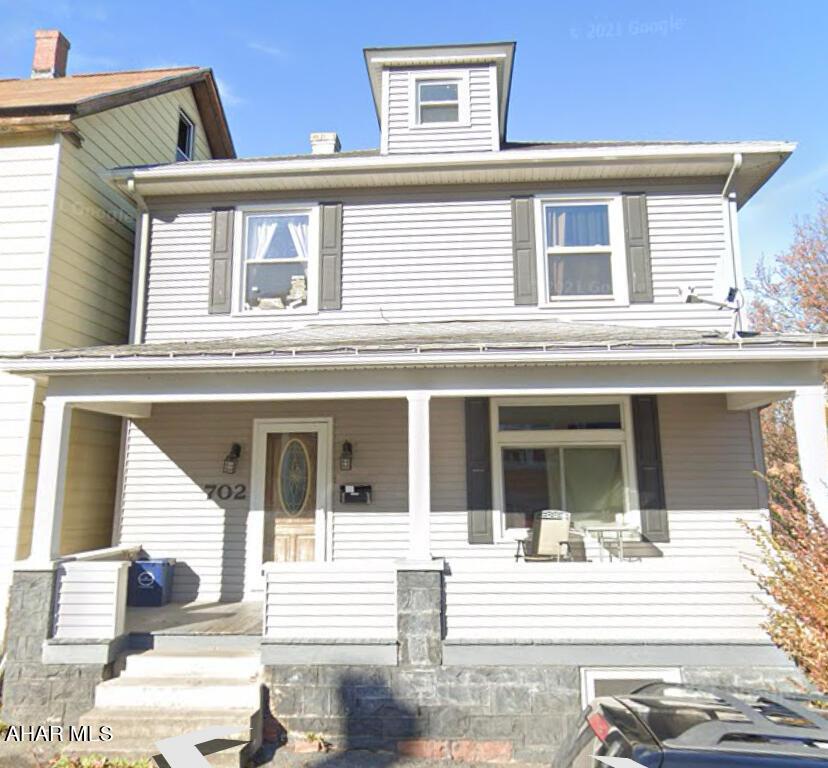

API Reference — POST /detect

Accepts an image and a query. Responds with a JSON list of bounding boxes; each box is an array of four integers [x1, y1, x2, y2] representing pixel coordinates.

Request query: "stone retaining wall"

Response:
[[1, 570, 111, 726]]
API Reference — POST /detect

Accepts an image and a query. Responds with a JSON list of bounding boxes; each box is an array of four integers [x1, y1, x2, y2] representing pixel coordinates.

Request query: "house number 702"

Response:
[[204, 484, 246, 500]]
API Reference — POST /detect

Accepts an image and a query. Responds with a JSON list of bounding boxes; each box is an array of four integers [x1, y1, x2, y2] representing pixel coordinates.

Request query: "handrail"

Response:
[[59, 545, 143, 564]]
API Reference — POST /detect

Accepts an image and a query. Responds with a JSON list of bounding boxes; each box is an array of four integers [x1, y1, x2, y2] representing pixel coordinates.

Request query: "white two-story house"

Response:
[[2, 42, 827, 766]]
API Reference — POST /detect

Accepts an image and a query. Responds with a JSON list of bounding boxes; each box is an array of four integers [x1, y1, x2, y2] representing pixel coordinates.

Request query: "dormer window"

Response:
[[409, 71, 470, 129], [417, 80, 459, 124], [176, 111, 195, 161]]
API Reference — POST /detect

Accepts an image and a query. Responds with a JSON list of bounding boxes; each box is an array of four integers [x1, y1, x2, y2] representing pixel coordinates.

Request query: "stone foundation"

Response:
[[266, 663, 580, 763], [1, 570, 112, 726]]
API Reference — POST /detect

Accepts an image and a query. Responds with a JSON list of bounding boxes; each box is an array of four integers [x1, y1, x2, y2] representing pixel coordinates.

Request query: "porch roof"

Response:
[[3, 320, 828, 374]]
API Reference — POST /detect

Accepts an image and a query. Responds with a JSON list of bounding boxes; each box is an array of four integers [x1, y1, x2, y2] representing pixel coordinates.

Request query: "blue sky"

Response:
[[2, 0, 827, 279]]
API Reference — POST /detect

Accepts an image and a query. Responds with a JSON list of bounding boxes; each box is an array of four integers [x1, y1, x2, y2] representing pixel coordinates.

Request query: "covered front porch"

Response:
[[12, 348, 827, 665]]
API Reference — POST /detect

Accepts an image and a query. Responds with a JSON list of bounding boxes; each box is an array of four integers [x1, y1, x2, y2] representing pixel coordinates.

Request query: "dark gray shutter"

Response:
[[631, 395, 669, 542], [208, 207, 234, 314], [319, 203, 343, 310], [623, 194, 654, 303], [465, 397, 493, 544], [511, 197, 538, 305]]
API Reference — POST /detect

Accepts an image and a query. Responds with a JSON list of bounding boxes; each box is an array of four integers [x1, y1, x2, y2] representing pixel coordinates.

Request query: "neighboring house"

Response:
[[2, 41, 828, 765], [0, 30, 234, 641]]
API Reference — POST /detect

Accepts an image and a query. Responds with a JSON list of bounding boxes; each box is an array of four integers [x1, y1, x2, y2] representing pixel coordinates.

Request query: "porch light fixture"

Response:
[[223, 443, 242, 474], [339, 441, 353, 471]]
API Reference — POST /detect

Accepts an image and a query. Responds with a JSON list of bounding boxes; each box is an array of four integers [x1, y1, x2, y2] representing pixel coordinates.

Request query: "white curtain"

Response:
[[249, 219, 278, 261], [288, 220, 309, 261]]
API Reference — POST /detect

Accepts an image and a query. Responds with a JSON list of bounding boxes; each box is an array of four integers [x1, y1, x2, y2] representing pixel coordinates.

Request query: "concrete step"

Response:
[[94, 675, 262, 709], [78, 706, 260, 742], [123, 649, 260, 679], [65, 739, 253, 768]]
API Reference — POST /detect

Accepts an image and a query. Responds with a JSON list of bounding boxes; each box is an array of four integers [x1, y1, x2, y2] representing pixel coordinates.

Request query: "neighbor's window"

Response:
[[417, 80, 460, 124], [494, 401, 630, 532], [243, 212, 310, 311], [544, 201, 613, 298], [176, 111, 195, 161]]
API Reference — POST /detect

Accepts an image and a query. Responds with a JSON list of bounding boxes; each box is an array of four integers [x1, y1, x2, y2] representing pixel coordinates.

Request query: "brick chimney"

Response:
[[31, 30, 71, 79], [309, 132, 341, 155]]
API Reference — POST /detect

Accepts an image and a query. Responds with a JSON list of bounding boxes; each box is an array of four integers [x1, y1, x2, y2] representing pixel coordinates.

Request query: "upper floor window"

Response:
[[409, 70, 470, 128], [417, 80, 460, 124], [241, 210, 312, 311], [176, 111, 195, 161], [538, 196, 628, 305]]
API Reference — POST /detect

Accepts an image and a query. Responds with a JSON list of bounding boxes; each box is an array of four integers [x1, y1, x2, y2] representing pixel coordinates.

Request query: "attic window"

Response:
[[417, 80, 460, 124], [176, 111, 195, 161]]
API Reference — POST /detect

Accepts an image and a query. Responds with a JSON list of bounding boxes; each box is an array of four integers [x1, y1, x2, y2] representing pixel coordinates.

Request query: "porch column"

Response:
[[407, 393, 432, 561], [27, 398, 73, 565], [792, 385, 828, 522]]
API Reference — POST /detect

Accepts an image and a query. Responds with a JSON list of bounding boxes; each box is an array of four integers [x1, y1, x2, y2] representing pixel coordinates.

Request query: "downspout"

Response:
[[126, 178, 149, 345], [722, 152, 744, 291], [722, 151, 743, 198]]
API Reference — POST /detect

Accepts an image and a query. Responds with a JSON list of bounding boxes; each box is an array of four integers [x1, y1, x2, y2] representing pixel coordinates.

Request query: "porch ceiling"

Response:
[[2, 320, 828, 375]]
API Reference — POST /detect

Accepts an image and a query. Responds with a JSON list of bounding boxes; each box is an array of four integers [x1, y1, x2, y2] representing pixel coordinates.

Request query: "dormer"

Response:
[[364, 42, 515, 155]]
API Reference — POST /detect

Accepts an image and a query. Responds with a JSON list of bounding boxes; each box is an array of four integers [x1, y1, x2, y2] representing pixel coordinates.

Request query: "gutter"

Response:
[[106, 141, 796, 186], [2, 343, 827, 376]]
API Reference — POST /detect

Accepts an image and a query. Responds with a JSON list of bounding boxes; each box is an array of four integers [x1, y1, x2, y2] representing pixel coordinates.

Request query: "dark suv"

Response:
[[553, 683, 828, 767]]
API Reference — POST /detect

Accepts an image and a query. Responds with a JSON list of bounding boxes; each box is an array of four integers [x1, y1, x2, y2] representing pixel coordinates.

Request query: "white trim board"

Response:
[[580, 666, 682, 706]]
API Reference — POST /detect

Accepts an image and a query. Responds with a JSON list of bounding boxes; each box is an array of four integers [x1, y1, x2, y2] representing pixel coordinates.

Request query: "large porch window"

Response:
[[492, 398, 637, 538]]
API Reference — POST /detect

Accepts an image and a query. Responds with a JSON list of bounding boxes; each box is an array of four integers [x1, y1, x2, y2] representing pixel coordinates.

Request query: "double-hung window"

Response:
[[539, 196, 627, 304], [240, 209, 314, 312], [492, 398, 637, 537], [411, 71, 469, 127], [417, 80, 460, 124]]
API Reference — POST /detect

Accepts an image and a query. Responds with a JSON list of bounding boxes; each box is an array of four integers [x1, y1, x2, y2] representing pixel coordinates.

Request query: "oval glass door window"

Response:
[[278, 438, 311, 516]]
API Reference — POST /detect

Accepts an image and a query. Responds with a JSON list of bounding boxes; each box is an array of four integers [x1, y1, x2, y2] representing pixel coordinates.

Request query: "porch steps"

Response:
[[68, 649, 263, 767]]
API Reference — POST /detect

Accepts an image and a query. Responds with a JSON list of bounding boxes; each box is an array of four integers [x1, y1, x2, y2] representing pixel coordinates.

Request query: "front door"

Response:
[[265, 432, 319, 562]]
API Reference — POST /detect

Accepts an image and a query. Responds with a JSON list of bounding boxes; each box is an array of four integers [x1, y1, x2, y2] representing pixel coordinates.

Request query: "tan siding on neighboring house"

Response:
[[385, 65, 497, 154], [42, 88, 211, 350], [35, 87, 214, 562], [141, 188, 732, 342]]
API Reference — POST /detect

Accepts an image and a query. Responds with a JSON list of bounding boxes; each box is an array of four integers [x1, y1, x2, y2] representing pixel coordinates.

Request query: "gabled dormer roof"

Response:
[[363, 42, 516, 143]]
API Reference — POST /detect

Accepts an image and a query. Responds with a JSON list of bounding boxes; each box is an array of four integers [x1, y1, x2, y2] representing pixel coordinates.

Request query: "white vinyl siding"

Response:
[[52, 560, 129, 640], [0, 135, 58, 351], [384, 65, 497, 154], [264, 562, 397, 640], [0, 135, 58, 638], [141, 188, 735, 341], [443, 558, 768, 643]]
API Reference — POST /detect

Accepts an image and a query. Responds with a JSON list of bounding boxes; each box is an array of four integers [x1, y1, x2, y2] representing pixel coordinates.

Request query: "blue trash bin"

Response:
[[128, 559, 175, 607]]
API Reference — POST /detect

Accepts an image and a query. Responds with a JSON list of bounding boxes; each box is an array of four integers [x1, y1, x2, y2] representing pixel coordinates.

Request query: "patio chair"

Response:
[[516, 510, 585, 562]]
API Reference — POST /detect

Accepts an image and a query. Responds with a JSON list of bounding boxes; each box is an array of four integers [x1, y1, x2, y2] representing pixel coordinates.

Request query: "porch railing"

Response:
[[443, 557, 768, 643], [263, 561, 397, 641], [52, 545, 142, 641]]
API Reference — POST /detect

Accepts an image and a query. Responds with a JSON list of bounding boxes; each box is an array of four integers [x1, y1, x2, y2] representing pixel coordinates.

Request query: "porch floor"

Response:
[[125, 600, 263, 636]]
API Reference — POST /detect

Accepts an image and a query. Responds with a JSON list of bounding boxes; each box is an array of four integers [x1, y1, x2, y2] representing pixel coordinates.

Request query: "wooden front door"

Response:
[[264, 432, 319, 562]]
